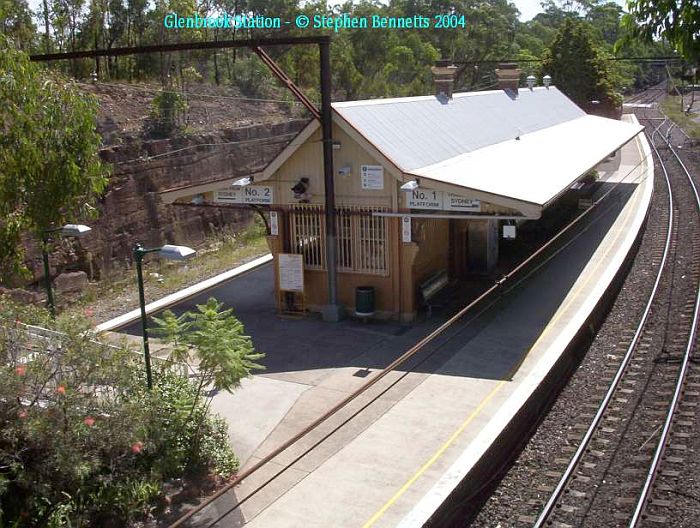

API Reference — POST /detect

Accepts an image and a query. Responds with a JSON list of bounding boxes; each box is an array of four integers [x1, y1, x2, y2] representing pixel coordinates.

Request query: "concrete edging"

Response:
[[398, 120, 653, 527], [95, 253, 272, 333]]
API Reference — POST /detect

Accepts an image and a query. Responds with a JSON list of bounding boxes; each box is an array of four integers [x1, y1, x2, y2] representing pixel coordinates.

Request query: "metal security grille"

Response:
[[336, 210, 353, 271], [289, 204, 325, 270], [289, 205, 389, 275], [353, 207, 389, 275]]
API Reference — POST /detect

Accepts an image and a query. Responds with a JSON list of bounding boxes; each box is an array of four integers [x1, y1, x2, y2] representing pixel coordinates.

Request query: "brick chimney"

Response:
[[431, 59, 458, 100], [495, 63, 521, 94]]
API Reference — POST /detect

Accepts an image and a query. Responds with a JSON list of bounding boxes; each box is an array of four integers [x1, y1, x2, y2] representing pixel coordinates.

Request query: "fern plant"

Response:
[[151, 298, 264, 467]]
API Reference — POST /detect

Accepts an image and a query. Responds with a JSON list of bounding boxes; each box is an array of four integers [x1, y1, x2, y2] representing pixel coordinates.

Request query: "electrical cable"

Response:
[[76, 81, 304, 105]]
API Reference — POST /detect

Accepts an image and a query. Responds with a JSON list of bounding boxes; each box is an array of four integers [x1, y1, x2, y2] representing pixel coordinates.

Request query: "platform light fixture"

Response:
[[41, 223, 92, 317], [401, 179, 420, 191], [232, 176, 253, 187], [543, 74, 551, 88], [526, 75, 536, 89], [58, 224, 92, 237], [133, 243, 196, 389]]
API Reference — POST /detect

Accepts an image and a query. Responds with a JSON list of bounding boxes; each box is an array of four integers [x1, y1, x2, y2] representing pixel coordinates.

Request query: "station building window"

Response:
[[289, 205, 389, 275], [290, 204, 325, 270]]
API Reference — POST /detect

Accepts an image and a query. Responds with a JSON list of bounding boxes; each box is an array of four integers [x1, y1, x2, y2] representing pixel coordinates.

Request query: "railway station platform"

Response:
[[111, 117, 652, 527]]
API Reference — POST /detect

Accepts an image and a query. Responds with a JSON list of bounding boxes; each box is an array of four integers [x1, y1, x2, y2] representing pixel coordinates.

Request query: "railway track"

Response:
[[625, 87, 667, 105], [529, 108, 700, 527], [164, 125, 656, 528]]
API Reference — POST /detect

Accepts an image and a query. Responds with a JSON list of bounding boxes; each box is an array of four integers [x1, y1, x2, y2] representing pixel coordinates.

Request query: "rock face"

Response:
[[0, 287, 44, 304], [54, 271, 89, 294], [21, 118, 308, 285]]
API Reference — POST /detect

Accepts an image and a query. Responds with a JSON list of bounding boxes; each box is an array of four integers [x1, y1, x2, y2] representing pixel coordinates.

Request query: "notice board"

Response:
[[278, 253, 305, 293]]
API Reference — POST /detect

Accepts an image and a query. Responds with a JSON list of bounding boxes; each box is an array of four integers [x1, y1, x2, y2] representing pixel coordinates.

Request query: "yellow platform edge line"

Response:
[[362, 132, 648, 528]]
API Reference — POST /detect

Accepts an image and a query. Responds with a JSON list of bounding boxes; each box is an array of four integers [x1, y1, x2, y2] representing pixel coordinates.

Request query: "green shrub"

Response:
[[0, 296, 239, 526], [148, 89, 186, 137], [231, 55, 275, 98]]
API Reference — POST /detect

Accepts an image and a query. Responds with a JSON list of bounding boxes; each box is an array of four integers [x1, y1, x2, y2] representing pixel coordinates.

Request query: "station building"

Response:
[[160, 64, 643, 322]]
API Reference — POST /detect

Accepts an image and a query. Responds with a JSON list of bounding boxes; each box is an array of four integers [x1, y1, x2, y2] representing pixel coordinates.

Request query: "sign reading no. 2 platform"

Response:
[[278, 253, 304, 293], [214, 185, 274, 205]]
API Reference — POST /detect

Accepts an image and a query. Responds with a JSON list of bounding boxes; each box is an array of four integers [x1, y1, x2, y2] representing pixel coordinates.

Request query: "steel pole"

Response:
[[134, 245, 153, 390], [319, 40, 342, 321], [41, 233, 56, 318]]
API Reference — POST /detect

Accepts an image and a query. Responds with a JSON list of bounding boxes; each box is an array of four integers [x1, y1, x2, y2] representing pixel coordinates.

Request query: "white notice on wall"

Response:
[[269, 211, 279, 235], [401, 216, 412, 243], [213, 189, 241, 203], [361, 165, 384, 190], [446, 194, 481, 212], [405, 189, 443, 210], [278, 253, 304, 293]]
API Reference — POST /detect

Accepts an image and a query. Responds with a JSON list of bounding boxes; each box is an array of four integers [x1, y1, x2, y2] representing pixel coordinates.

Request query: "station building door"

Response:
[[449, 219, 469, 279], [449, 218, 499, 277]]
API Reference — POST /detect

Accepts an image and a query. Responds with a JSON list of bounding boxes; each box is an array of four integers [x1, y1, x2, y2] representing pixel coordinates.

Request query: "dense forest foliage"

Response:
[[0, 0, 674, 102]]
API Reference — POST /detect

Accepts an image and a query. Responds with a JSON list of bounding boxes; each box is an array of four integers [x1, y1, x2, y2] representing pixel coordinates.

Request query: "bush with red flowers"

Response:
[[0, 296, 240, 526]]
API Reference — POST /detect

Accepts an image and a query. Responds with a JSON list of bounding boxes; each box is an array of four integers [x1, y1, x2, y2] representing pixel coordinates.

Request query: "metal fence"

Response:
[[289, 205, 389, 276]]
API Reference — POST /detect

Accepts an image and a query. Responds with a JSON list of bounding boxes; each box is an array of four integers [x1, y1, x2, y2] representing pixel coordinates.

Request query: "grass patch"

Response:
[[157, 217, 268, 291], [660, 95, 700, 139], [64, 217, 269, 321]]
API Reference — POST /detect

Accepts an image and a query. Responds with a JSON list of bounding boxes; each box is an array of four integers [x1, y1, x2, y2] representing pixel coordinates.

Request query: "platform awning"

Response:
[[406, 115, 644, 209]]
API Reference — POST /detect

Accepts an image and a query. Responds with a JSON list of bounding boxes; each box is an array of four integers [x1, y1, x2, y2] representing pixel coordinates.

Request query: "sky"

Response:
[[515, 0, 628, 21], [25, 0, 630, 23]]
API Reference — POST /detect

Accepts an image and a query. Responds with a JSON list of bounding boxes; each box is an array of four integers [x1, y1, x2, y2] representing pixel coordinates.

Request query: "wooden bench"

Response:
[[418, 270, 449, 316]]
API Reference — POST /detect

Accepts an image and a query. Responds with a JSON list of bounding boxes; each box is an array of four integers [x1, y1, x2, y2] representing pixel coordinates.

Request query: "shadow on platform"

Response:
[[117, 182, 637, 382]]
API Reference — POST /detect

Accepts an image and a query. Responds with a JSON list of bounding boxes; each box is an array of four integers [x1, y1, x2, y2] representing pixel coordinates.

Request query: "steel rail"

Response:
[[629, 116, 700, 527], [533, 116, 673, 528], [168, 142, 653, 528], [199, 176, 637, 528]]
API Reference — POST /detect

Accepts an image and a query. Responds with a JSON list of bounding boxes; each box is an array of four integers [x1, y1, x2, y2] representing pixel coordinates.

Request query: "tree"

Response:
[[0, 0, 36, 50], [541, 19, 621, 113], [152, 297, 265, 404], [623, 0, 699, 62], [586, 1, 623, 46], [0, 41, 109, 280]]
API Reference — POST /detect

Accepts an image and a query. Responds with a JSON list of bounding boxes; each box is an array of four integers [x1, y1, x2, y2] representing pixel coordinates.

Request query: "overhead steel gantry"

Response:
[[30, 35, 344, 321]]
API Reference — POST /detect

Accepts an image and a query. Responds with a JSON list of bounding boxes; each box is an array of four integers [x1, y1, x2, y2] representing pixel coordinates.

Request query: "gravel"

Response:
[[470, 103, 700, 527]]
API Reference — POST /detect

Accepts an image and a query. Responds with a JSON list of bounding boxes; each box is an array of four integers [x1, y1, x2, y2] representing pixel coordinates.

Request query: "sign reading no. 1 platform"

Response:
[[278, 253, 304, 293], [214, 185, 274, 205], [406, 189, 442, 209]]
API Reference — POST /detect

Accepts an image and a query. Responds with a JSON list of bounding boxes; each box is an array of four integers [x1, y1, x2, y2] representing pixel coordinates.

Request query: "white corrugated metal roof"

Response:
[[332, 87, 586, 171], [408, 114, 644, 206], [332, 86, 643, 210]]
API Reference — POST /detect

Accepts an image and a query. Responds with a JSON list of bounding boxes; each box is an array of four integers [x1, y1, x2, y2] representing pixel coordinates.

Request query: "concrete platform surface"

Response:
[[169, 117, 653, 527]]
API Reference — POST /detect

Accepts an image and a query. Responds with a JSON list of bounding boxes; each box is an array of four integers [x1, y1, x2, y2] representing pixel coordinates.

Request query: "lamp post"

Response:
[[134, 243, 196, 390], [41, 224, 92, 318]]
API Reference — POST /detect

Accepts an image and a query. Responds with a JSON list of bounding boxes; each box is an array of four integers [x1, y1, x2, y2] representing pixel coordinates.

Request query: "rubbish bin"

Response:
[[355, 286, 375, 317]]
